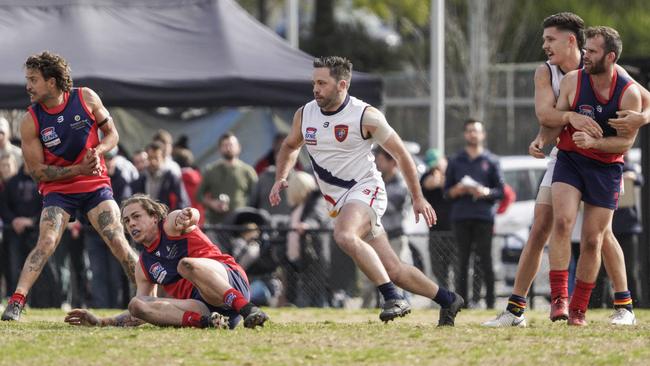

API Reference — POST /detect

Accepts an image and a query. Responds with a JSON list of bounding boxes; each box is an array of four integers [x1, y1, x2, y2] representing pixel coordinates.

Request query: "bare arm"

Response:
[[65, 265, 154, 327], [573, 84, 642, 153], [528, 125, 562, 158], [82, 87, 118, 156], [269, 108, 305, 206], [164, 207, 199, 236], [608, 65, 650, 135], [369, 108, 435, 226], [20, 112, 99, 182], [535, 64, 602, 137]]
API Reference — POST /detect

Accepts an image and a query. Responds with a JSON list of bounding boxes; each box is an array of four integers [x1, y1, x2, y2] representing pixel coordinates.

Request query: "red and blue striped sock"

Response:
[[506, 294, 527, 317], [613, 291, 633, 312]]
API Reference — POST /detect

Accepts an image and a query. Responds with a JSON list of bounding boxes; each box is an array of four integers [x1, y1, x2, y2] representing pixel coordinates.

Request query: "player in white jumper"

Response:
[[269, 56, 464, 326], [483, 13, 650, 327]]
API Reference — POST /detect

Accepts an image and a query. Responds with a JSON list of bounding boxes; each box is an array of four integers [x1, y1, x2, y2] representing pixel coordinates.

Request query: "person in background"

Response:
[[0, 117, 23, 166], [420, 148, 454, 290], [131, 141, 190, 211], [445, 119, 505, 309], [172, 147, 205, 227], [198, 132, 257, 225]]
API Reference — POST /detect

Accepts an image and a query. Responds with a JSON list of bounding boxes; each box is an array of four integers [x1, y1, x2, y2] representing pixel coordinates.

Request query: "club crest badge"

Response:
[[334, 124, 348, 142], [577, 105, 595, 119]]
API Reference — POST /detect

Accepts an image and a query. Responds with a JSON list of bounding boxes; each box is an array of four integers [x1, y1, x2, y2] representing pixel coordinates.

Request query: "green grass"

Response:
[[1, 308, 650, 366]]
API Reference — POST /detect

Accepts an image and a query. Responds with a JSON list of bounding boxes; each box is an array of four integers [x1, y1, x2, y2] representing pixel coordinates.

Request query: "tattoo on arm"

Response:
[[41, 165, 73, 181], [97, 116, 111, 128], [112, 312, 144, 327]]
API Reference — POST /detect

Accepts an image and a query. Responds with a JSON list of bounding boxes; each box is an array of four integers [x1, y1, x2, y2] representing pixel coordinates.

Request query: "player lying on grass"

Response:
[[65, 194, 268, 329]]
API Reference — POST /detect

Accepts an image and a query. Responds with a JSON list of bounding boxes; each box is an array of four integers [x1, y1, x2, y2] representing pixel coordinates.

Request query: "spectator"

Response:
[[198, 132, 257, 225], [172, 147, 205, 227], [611, 154, 643, 306], [0, 117, 23, 166], [284, 171, 331, 307], [420, 148, 455, 290], [131, 141, 190, 210], [0, 163, 51, 306], [152, 129, 181, 177], [131, 149, 148, 175], [254, 133, 303, 175], [0, 154, 19, 298], [445, 119, 504, 309]]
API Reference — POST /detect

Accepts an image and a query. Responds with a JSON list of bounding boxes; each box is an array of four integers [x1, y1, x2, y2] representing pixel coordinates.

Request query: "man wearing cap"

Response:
[[420, 148, 454, 290]]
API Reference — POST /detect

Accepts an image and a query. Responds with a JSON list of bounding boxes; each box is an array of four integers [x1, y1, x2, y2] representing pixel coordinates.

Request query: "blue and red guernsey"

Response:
[[139, 223, 248, 299], [557, 69, 634, 164], [28, 87, 110, 195]]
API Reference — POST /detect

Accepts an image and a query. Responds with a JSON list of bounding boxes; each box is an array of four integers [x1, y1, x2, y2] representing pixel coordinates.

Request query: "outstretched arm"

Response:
[[165, 207, 199, 236], [20, 112, 100, 182], [65, 265, 154, 327]]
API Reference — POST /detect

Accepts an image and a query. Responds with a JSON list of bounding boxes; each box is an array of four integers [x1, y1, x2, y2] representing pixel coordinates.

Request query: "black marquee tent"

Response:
[[0, 0, 382, 109]]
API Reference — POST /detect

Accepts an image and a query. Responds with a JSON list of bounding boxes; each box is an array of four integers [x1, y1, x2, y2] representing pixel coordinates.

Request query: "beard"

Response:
[[222, 152, 235, 161], [585, 57, 607, 75]]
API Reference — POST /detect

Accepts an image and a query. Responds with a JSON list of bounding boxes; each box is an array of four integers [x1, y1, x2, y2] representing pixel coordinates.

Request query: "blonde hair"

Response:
[[120, 194, 169, 224], [287, 171, 317, 206]]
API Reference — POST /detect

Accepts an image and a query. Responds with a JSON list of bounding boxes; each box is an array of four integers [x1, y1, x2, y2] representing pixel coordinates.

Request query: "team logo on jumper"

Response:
[[362, 188, 372, 195], [41, 127, 61, 148], [149, 262, 167, 283], [323, 121, 330, 128], [305, 127, 318, 145], [596, 105, 603, 113], [334, 125, 348, 142], [577, 105, 596, 119], [56, 115, 64, 123], [74, 115, 81, 121]]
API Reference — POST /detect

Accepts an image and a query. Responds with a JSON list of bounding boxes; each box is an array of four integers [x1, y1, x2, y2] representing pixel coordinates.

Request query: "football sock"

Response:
[[377, 282, 402, 302], [182, 311, 204, 328], [549, 270, 569, 300], [569, 280, 595, 312], [433, 287, 455, 308], [9, 293, 26, 306], [223, 288, 249, 313], [506, 294, 527, 317], [613, 291, 633, 312]]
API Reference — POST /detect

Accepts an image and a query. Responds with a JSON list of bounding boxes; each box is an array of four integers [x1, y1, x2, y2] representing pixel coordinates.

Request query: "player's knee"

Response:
[[36, 234, 58, 254], [177, 258, 195, 277], [582, 233, 603, 252], [553, 215, 574, 235], [333, 229, 358, 250], [128, 297, 147, 317]]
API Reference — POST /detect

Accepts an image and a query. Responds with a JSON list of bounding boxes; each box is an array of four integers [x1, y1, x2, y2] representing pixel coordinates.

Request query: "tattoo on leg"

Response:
[[121, 256, 137, 285], [27, 248, 48, 273], [41, 206, 65, 232], [102, 228, 117, 243], [97, 210, 114, 230]]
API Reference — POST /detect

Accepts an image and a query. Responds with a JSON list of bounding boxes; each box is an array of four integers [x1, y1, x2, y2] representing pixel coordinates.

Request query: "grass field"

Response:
[[1, 307, 649, 366]]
